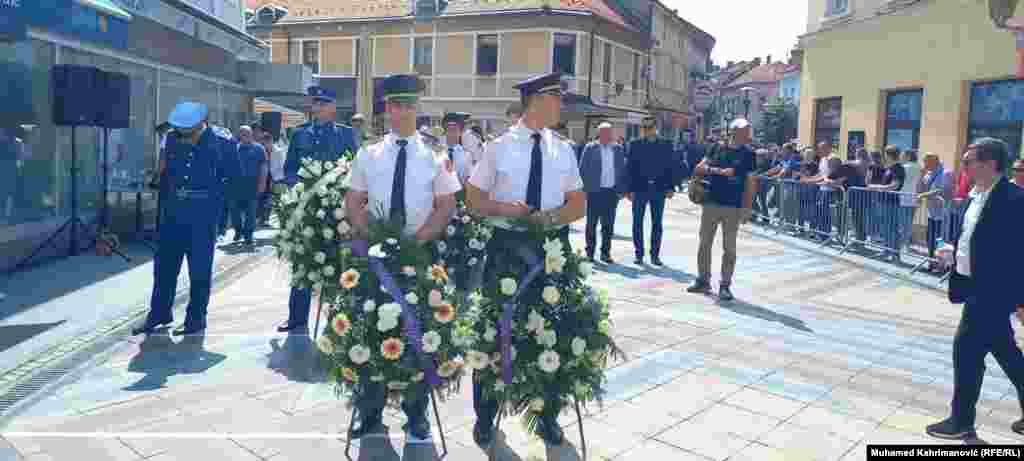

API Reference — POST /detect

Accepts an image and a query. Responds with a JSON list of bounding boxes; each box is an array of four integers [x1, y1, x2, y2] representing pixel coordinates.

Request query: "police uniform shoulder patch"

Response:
[[210, 125, 233, 140]]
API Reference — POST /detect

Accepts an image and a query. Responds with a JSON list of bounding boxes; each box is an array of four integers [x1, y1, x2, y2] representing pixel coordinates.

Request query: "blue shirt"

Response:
[[162, 127, 239, 199], [232, 142, 266, 198], [284, 121, 357, 185]]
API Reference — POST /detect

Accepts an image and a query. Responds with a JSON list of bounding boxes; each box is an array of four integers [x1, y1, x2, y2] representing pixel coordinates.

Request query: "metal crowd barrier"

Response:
[[747, 175, 968, 281]]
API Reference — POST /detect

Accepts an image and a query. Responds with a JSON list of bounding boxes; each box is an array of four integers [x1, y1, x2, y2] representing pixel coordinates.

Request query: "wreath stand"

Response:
[[343, 388, 450, 460], [488, 396, 588, 461]]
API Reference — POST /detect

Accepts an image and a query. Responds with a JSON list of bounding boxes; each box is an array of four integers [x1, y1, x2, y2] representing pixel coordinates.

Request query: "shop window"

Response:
[[414, 37, 433, 76], [553, 33, 575, 76], [602, 42, 612, 83], [632, 53, 640, 90], [303, 41, 319, 75], [814, 97, 842, 148], [476, 34, 498, 76], [883, 89, 922, 152], [968, 79, 1024, 161]]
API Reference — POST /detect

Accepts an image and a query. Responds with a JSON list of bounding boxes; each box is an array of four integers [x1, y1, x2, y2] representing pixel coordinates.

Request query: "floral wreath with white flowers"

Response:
[[434, 201, 493, 291], [317, 217, 469, 405], [456, 229, 623, 434], [273, 157, 354, 302]]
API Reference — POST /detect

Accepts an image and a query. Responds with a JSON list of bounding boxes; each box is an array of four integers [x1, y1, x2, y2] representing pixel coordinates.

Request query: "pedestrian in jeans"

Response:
[[688, 120, 755, 301], [868, 146, 907, 261], [917, 152, 953, 272], [229, 126, 267, 245]]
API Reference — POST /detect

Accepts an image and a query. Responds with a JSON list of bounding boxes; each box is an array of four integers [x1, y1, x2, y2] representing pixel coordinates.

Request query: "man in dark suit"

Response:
[[626, 115, 675, 266], [927, 137, 1024, 440], [580, 121, 628, 263]]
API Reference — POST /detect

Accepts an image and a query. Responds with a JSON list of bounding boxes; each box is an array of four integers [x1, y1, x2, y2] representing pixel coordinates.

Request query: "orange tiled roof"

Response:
[[248, 0, 631, 28], [730, 62, 788, 85]]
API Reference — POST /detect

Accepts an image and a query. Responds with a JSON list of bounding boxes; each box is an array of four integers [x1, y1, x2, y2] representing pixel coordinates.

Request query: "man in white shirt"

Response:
[[441, 112, 473, 183], [929, 137, 1024, 441], [466, 72, 585, 450], [344, 74, 461, 441], [579, 122, 627, 263]]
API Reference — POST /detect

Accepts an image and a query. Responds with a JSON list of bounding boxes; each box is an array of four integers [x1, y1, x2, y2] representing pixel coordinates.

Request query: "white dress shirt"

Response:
[[269, 141, 287, 181], [469, 122, 583, 229], [599, 143, 615, 188], [461, 129, 485, 165], [444, 144, 472, 182], [955, 184, 993, 277], [348, 132, 462, 237]]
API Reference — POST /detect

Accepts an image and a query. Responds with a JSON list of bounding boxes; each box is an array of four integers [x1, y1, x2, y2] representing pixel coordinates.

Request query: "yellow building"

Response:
[[799, 0, 1023, 167]]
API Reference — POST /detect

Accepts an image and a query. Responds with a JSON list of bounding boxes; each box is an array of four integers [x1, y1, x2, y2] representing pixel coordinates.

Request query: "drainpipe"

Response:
[[584, 14, 597, 144]]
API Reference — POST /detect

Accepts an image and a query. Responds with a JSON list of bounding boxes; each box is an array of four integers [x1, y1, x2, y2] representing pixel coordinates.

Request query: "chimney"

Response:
[[766, 55, 771, 64], [789, 48, 804, 66], [753, 57, 761, 66]]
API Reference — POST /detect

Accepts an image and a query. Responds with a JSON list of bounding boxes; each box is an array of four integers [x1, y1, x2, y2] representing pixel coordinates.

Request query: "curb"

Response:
[[0, 249, 277, 422]]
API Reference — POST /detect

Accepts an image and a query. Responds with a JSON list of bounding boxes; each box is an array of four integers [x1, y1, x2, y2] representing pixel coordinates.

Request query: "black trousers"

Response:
[[950, 299, 1024, 428], [632, 190, 666, 258], [229, 197, 259, 242], [585, 189, 619, 257], [356, 368, 430, 428]]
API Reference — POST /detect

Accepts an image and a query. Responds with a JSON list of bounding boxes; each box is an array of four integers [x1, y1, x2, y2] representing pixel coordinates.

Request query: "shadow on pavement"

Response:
[[355, 434, 401, 461], [122, 333, 227, 391], [717, 299, 813, 333], [595, 261, 695, 283], [0, 320, 67, 353], [267, 333, 327, 384]]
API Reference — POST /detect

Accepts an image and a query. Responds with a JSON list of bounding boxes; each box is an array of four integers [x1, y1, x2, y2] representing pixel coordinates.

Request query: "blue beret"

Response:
[[382, 74, 424, 101], [513, 72, 566, 98], [168, 102, 209, 129], [307, 86, 336, 102]]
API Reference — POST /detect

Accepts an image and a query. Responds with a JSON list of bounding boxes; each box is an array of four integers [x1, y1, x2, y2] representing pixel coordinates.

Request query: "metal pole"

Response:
[[70, 126, 78, 256], [583, 16, 596, 144]]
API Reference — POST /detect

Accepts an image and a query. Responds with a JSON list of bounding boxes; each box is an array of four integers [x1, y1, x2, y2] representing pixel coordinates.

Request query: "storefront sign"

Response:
[[0, 0, 27, 40]]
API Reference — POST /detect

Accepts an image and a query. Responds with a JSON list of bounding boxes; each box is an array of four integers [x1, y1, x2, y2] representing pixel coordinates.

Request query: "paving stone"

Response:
[[689, 403, 784, 441], [590, 400, 685, 438], [730, 441, 810, 461], [722, 388, 808, 420], [756, 423, 858, 461], [15, 438, 138, 461], [879, 407, 944, 435], [750, 374, 832, 403], [612, 440, 709, 460], [653, 419, 752, 461], [787, 405, 879, 441], [811, 386, 903, 423], [135, 438, 261, 461]]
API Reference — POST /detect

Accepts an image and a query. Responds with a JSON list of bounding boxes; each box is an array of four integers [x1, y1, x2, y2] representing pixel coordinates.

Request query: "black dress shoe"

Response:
[[172, 325, 206, 336], [350, 417, 383, 439], [633, 256, 644, 265], [276, 322, 307, 333], [131, 320, 172, 336], [473, 421, 494, 448], [601, 254, 614, 264], [718, 285, 734, 302], [651, 256, 664, 266], [404, 418, 431, 440], [1012, 418, 1024, 435], [926, 418, 975, 440], [686, 280, 711, 294]]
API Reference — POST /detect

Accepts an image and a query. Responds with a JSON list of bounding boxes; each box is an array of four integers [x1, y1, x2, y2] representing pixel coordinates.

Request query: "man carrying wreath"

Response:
[[344, 74, 461, 440], [465, 71, 586, 449]]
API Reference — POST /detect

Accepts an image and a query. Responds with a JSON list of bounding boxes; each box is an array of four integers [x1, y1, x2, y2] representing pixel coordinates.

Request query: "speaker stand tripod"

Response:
[[9, 126, 128, 274]]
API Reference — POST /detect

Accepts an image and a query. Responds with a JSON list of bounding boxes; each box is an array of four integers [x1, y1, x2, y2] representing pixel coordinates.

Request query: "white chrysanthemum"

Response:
[[468, 257, 478, 266], [371, 374, 385, 382], [483, 326, 497, 343], [386, 238, 398, 245], [307, 271, 320, 281], [368, 244, 387, 258], [469, 238, 481, 250], [542, 286, 561, 305], [538, 350, 560, 373], [322, 265, 336, 277], [363, 299, 377, 312], [526, 310, 545, 333], [348, 345, 370, 365], [377, 316, 399, 332], [322, 228, 334, 240], [446, 225, 456, 236], [314, 251, 327, 264], [302, 227, 315, 238], [537, 329, 557, 348], [316, 335, 335, 354], [316, 209, 326, 219], [402, 266, 416, 277], [336, 221, 350, 235], [543, 238, 563, 256], [500, 278, 517, 296], [294, 244, 305, 255], [571, 337, 587, 356], [466, 351, 490, 370], [405, 292, 419, 305], [378, 303, 402, 320], [436, 241, 447, 253], [333, 208, 346, 220], [422, 331, 442, 353], [462, 215, 472, 224]]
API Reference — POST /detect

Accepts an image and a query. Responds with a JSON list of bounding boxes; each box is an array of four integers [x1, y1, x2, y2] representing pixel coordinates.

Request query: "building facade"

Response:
[[717, 58, 787, 136], [0, 0, 281, 271], [779, 63, 801, 105], [246, 0, 712, 144], [799, 0, 1024, 165]]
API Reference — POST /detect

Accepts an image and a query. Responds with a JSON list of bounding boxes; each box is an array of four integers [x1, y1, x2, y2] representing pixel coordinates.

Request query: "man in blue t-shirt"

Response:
[[229, 125, 267, 245], [687, 119, 755, 301]]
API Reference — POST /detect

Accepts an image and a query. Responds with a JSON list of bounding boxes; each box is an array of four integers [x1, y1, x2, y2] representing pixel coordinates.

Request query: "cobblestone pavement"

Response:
[[1, 198, 1022, 461]]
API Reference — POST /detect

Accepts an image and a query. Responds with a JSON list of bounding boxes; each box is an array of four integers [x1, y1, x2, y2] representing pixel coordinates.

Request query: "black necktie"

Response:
[[526, 132, 542, 210], [391, 139, 408, 225]]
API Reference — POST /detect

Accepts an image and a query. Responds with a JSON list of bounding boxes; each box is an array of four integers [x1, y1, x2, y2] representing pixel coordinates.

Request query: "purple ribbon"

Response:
[[347, 240, 441, 387], [498, 246, 545, 386]]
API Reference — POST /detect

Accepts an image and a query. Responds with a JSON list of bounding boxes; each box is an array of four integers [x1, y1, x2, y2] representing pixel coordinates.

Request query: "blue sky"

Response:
[[663, 0, 809, 65]]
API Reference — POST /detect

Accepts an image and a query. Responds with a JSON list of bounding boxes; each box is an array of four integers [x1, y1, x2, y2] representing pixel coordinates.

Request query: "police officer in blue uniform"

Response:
[[277, 86, 359, 333], [133, 102, 239, 336]]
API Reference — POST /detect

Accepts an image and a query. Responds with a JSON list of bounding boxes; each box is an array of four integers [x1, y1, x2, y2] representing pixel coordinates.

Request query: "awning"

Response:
[[74, 0, 132, 20], [560, 93, 648, 121]]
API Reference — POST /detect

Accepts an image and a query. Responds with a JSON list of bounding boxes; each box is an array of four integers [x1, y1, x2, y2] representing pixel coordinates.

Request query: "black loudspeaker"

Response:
[[51, 64, 102, 126], [99, 71, 131, 129], [261, 111, 282, 141]]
